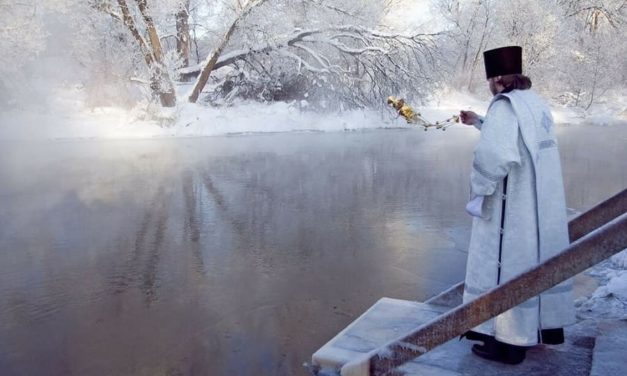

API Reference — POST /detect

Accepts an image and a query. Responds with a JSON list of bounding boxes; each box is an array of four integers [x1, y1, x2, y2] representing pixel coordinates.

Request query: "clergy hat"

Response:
[[483, 46, 523, 79]]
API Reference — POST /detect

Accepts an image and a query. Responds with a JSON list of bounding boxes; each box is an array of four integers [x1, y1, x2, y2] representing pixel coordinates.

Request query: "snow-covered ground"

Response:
[[0, 100, 385, 140], [577, 250, 627, 321], [1, 88, 625, 141]]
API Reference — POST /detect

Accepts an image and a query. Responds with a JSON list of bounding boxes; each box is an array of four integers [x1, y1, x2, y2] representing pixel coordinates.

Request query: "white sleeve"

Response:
[[473, 115, 485, 130], [470, 99, 521, 197]]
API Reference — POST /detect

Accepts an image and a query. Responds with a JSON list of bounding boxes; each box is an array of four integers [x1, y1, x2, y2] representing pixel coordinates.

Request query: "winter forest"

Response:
[[1, 0, 626, 124]]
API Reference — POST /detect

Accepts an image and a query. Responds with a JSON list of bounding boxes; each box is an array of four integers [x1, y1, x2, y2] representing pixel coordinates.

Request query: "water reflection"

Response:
[[0, 125, 625, 375]]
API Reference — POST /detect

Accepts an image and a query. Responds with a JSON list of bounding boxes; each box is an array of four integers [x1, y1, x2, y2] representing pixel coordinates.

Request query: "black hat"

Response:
[[483, 46, 522, 79]]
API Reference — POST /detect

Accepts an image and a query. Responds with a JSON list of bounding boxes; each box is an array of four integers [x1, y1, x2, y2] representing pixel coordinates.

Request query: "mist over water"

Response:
[[0, 125, 625, 375]]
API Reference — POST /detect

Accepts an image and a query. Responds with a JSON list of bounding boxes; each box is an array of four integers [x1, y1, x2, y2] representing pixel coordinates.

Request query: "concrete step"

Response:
[[310, 300, 600, 375], [309, 278, 613, 375], [589, 319, 627, 376], [398, 320, 595, 376], [402, 280, 598, 375], [310, 298, 449, 373]]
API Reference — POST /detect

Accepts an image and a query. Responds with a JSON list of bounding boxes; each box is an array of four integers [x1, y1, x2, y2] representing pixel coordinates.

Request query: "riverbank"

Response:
[[1, 89, 625, 141]]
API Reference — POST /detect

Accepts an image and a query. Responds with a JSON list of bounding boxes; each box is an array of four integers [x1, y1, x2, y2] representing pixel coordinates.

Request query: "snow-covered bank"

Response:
[[0, 102, 388, 140], [1, 90, 625, 141], [425, 88, 627, 127], [576, 250, 627, 321], [551, 91, 627, 126]]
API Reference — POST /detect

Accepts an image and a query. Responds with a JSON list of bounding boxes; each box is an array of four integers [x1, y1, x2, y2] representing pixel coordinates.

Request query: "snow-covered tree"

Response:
[[553, 0, 626, 108], [187, 0, 268, 103], [0, 2, 46, 72], [175, 0, 191, 68], [0, 1, 47, 106], [186, 0, 441, 109], [558, 0, 625, 32], [432, 0, 626, 108], [432, 0, 496, 91], [94, 0, 178, 107]]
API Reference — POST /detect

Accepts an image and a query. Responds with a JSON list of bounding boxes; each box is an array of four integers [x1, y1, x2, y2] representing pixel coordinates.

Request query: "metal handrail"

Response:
[[424, 188, 627, 308], [569, 188, 627, 242], [314, 189, 627, 376]]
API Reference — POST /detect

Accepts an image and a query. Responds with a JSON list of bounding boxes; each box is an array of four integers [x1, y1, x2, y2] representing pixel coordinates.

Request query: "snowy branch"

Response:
[[278, 50, 329, 74], [114, 0, 154, 67], [323, 39, 388, 55], [180, 25, 437, 77], [129, 76, 151, 85], [304, 0, 369, 22], [93, 1, 123, 22]]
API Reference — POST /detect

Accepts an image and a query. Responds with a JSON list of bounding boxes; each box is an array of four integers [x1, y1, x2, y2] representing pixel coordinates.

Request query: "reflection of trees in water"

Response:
[[198, 157, 317, 276], [182, 169, 206, 276], [196, 165, 283, 275], [199, 168, 248, 238], [140, 191, 168, 305], [108, 166, 245, 305], [182, 170, 200, 243], [108, 186, 169, 305]]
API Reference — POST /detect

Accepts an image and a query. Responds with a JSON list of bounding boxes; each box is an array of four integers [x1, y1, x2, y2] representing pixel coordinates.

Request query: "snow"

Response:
[[551, 89, 627, 126], [311, 298, 445, 375], [1, 87, 624, 141], [340, 355, 369, 376], [605, 271, 627, 300], [610, 249, 627, 269], [0, 100, 385, 140], [575, 249, 627, 321]]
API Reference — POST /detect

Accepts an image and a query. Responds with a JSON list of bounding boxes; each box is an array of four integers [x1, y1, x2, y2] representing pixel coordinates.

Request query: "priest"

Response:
[[458, 46, 575, 365]]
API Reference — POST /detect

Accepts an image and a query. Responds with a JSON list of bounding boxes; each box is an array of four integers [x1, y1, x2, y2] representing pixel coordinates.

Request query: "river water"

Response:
[[0, 125, 625, 375]]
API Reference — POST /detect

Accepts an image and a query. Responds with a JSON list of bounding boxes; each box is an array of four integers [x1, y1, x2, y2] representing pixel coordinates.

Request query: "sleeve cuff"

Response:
[[465, 196, 484, 218]]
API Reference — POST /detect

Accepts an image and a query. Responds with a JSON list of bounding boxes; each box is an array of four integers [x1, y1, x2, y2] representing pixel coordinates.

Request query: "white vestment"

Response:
[[462, 89, 575, 346]]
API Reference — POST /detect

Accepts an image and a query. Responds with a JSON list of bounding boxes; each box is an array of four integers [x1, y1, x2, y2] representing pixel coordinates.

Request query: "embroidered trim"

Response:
[[473, 161, 501, 182], [539, 139, 556, 149], [541, 112, 553, 132]]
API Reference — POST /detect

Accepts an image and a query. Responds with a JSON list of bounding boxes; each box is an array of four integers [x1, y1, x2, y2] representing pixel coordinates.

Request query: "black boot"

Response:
[[539, 328, 564, 345], [460, 330, 492, 342], [471, 337, 528, 365]]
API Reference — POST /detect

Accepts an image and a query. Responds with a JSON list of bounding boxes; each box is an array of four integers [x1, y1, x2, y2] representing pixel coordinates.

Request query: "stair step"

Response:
[[398, 321, 594, 376], [311, 298, 448, 372], [310, 296, 598, 375], [589, 320, 627, 376]]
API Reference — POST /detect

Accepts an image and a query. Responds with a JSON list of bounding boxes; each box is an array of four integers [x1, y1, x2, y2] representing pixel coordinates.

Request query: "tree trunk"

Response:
[[188, 0, 267, 103], [154, 77, 176, 107], [136, 0, 162, 60], [176, 0, 191, 68], [134, 0, 177, 107], [188, 20, 239, 103]]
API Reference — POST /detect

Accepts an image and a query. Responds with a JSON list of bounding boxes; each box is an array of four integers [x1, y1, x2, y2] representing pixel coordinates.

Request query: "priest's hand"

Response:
[[459, 110, 480, 126]]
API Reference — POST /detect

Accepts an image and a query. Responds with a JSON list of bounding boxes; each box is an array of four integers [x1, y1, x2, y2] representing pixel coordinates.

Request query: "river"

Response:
[[0, 124, 625, 375]]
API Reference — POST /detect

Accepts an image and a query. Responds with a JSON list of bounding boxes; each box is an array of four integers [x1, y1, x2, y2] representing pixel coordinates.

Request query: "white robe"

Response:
[[462, 89, 575, 346]]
